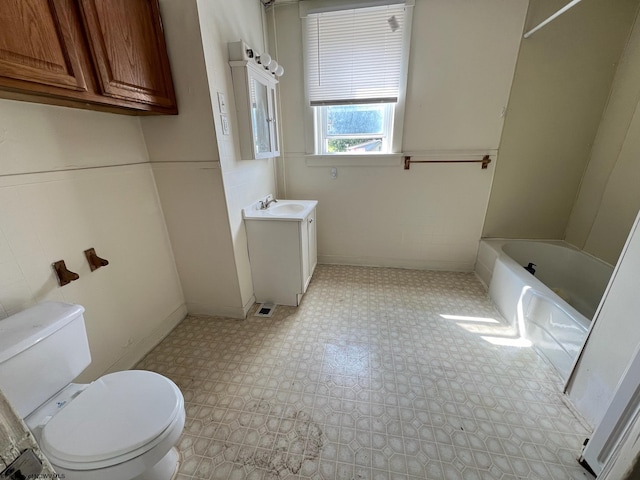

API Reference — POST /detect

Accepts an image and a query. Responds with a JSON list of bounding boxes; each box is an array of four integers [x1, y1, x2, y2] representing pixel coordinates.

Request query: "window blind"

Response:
[[304, 4, 406, 106]]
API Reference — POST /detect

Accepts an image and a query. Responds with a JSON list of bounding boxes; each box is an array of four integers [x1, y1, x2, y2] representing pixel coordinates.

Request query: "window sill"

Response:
[[304, 154, 402, 167]]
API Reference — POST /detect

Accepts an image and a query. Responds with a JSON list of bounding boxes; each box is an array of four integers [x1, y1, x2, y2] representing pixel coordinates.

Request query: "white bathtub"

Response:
[[476, 239, 614, 381]]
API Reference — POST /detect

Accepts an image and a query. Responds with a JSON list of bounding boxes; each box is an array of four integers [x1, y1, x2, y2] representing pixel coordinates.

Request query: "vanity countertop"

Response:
[[243, 199, 318, 222]]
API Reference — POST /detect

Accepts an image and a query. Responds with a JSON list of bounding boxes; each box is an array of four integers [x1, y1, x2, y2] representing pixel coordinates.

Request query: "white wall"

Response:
[[140, 0, 219, 165], [483, 0, 638, 240], [0, 99, 185, 382], [566, 11, 640, 266], [196, 0, 277, 312], [151, 163, 242, 316], [271, 0, 527, 270], [142, 0, 276, 317], [141, 0, 240, 316]]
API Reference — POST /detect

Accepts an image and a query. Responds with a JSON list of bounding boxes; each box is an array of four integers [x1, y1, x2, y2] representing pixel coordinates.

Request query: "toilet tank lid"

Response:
[[0, 302, 85, 364]]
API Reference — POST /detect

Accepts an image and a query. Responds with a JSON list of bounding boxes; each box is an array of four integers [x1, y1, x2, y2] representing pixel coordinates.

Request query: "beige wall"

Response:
[[142, 0, 276, 317], [0, 0, 276, 386], [0, 100, 185, 382], [196, 0, 277, 311], [483, 0, 638, 240], [151, 163, 241, 316], [141, 0, 218, 164], [566, 12, 640, 265], [271, 0, 527, 270]]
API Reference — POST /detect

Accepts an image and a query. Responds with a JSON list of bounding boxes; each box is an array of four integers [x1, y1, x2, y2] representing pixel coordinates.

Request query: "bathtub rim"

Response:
[[476, 237, 614, 289], [478, 237, 614, 325], [480, 238, 614, 267], [476, 237, 614, 386], [500, 246, 590, 325]]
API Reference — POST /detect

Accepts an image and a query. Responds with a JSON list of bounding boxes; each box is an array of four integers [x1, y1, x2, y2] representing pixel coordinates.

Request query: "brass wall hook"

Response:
[[52, 260, 80, 286], [84, 248, 109, 271]]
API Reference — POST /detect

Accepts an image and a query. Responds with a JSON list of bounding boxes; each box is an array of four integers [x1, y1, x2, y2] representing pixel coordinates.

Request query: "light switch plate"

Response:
[[217, 92, 228, 114]]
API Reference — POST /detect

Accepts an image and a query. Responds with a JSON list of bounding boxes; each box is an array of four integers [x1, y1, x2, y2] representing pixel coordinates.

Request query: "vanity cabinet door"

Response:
[[244, 206, 317, 306], [77, 0, 177, 109], [307, 209, 317, 280], [301, 209, 317, 291], [0, 0, 87, 92]]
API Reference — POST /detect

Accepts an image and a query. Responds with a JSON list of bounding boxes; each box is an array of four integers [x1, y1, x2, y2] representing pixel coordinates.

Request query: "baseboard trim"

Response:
[[242, 295, 256, 318], [104, 303, 188, 374], [318, 255, 474, 272], [185, 302, 247, 319]]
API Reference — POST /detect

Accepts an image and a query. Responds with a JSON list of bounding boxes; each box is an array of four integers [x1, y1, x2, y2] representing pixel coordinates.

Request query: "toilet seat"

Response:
[[40, 370, 183, 470]]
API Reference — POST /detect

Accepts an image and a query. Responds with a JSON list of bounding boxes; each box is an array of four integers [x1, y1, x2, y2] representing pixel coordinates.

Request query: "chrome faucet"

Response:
[[259, 197, 278, 209]]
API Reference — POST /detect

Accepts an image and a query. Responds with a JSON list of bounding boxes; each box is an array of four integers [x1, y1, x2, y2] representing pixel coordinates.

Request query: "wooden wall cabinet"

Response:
[[0, 0, 177, 115]]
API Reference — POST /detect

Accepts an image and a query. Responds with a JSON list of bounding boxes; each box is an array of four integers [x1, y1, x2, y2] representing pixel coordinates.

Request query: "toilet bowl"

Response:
[[0, 302, 186, 480], [28, 370, 185, 480]]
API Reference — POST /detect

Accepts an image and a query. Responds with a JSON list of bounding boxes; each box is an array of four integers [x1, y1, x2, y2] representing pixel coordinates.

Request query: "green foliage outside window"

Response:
[[327, 138, 378, 153]]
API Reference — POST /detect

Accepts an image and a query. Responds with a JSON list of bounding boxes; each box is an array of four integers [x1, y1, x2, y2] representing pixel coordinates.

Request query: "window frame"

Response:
[[314, 103, 395, 155], [300, 0, 414, 156]]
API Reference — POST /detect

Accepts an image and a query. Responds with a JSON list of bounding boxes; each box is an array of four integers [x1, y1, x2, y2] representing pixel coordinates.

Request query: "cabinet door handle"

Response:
[[309, 218, 313, 223]]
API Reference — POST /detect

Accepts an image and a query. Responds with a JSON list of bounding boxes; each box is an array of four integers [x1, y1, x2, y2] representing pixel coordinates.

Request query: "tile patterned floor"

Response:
[[137, 265, 594, 480]]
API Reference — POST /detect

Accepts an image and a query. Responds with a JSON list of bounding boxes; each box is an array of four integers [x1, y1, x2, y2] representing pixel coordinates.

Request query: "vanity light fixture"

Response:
[[232, 40, 284, 79], [257, 52, 272, 67]]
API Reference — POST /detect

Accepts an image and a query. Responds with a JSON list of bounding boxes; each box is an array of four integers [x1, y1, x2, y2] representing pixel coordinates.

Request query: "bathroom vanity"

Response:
[[243, 199, 317, 306]]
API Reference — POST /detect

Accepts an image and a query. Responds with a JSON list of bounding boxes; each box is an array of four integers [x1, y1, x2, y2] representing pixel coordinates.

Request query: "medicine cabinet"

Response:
[[229, 41, 281, 160]]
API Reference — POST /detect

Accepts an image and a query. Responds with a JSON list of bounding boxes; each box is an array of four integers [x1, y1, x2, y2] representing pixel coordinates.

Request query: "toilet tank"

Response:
[[0, 301, 91, 418]]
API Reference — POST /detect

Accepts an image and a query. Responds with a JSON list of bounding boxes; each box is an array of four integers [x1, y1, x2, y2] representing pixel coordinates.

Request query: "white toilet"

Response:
[[0, 301, 185, 480]]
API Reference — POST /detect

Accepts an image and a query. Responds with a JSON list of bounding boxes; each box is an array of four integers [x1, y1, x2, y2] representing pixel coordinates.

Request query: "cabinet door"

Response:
[[301, 209, 317, 292], [301, 216, 310, 291], [307, 209, 317, 277], [77, 0, 176, 109], [0, 0, 87, 91], [269, 83, 280, 156], [249, 71, 273, 158]]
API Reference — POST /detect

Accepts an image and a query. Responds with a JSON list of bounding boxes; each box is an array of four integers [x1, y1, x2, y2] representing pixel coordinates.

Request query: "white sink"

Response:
[[243, 199, 318, 221], [267, 203, 306, 215]]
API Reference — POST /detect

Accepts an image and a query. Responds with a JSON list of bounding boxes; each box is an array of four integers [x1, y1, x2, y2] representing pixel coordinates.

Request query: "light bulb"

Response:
[[274, 65, 284, 77], [269, 60, 279, 73], [257, 52, 272, 67]]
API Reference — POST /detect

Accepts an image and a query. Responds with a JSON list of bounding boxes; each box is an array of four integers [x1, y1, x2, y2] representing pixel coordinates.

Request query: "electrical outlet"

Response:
[[221, 115, 230, 135]]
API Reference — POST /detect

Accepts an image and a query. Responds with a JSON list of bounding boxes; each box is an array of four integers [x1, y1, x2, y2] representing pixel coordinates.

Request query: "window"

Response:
[[301, 0, 413, 155], [316, 103, 394, 154]]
